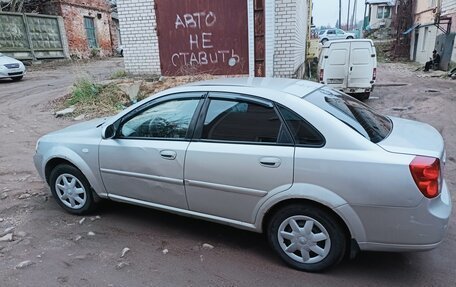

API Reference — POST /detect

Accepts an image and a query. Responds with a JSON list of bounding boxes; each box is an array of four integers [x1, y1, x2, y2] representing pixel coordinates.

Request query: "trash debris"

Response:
[[18, 193, 31, 199], [202, 243, 214, 250], [87, 231, 95, 236], [55, 106, 75, 117], [121, 247, 130, 258], [79, 218, 86, 225], [0, 233, 13, 242], [392, 106, 411, 111], [15, 260, 34, 269], [162, 249, 169, 255]]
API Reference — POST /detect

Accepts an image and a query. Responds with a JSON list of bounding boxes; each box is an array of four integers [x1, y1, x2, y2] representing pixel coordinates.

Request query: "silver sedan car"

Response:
[[34, 78, 451, 272]]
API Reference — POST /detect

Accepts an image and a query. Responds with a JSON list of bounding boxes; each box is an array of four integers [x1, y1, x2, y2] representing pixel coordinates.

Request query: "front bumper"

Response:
[[0, 67, 26, 79], [354, 181, 452, 252], [33, 152, 45, 181]]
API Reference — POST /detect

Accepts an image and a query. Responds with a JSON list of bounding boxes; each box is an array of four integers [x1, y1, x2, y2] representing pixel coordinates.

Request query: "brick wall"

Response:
[[42, 0, 115, 59], [273, 0, 307, 78], [117, 0, 161, 75]]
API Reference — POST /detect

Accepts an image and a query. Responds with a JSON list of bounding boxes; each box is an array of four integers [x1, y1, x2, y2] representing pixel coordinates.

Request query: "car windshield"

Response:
[[304, 88, 392, 143]]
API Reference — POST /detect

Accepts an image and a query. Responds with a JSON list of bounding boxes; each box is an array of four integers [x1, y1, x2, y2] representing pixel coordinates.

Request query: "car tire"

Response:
[[361, 92, 370, 100], [11, 76, 23, 81], [346, 36, 354, 39], [321, 38, 328, 44], [49, 164, 96, 215], [267, 204, 346, 272]]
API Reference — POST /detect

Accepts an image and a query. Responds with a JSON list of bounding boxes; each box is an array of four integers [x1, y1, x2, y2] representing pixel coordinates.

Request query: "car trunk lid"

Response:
[[378, 116, 444, 159]]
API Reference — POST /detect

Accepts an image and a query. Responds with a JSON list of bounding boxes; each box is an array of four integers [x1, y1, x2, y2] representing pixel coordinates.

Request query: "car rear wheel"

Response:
[[267, 204, 346, 272], [11, 76, 23, 81], [346, 36, 354, 39], [49, 164, 96, 215], [321, 38, 328, 44]]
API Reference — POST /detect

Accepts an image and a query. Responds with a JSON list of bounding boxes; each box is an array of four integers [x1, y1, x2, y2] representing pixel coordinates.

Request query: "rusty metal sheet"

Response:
[[155, 0, 249, 76]]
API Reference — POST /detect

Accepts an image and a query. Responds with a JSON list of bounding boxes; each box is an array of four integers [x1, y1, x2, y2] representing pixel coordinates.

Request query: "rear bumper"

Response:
[[355, 181, 452, 252]]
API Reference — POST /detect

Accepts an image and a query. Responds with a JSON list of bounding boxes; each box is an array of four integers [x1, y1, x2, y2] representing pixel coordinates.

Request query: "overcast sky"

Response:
[[312, 0, 366, 27]]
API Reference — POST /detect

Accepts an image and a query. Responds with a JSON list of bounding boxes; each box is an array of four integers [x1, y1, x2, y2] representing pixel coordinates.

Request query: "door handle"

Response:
[[160, 150, 177, 160], [259, 157, 281, 168]]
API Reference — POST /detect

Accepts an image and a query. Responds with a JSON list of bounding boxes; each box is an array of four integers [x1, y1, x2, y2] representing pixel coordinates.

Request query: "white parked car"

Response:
[[0, 53, 26, 81], [319, 29, 355, 44]]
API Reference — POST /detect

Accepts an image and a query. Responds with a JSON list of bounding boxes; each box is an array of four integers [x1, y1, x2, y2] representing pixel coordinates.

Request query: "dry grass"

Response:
[[53, 74, 217, 119]]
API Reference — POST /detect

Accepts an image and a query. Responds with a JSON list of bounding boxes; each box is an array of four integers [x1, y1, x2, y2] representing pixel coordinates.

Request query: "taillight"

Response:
[[372, 68, 377, 81], [409, 156, 440, 198], [319, 69, 324, 82]]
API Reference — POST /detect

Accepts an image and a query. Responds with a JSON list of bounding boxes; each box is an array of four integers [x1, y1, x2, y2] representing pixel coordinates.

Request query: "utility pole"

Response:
[[339, 0, 342, 28], [351, 0, 357, 29], [347, 0, 351, 30]]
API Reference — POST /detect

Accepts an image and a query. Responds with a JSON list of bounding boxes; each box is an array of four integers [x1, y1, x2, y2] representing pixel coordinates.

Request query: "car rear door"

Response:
[[184, 93, 294, 223], [99, 93, 205, 209], [322, 42, 350, 89], [348, 41, 375, 88]]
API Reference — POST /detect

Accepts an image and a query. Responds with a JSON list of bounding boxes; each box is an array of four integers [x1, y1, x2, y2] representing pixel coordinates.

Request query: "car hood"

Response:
[[0, 54, 23, 65], [46, 117, 110, 137], [378, 116, 444, 159]]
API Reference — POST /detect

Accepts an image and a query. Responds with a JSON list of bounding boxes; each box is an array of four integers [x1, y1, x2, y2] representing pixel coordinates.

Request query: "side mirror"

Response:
[[102, 124, 116, 139]]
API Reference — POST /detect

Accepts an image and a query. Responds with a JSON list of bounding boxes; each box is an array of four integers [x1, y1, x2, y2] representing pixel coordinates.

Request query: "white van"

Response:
[[318, 39, 377, 100]]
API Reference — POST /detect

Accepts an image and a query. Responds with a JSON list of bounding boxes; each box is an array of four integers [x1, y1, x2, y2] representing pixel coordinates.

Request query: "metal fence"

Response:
[[0, 12, 67, 60]]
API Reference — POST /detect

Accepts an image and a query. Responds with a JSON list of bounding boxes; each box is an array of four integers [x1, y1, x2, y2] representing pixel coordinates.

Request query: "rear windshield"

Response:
[[304, 88, 392, 143]]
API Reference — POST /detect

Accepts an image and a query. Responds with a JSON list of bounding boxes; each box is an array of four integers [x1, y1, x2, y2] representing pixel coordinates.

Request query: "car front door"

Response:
[[327, 29, 336, 40], [99, 93, 204, 209], [336, 29, 345, 40], [184, 93, 295, 223]]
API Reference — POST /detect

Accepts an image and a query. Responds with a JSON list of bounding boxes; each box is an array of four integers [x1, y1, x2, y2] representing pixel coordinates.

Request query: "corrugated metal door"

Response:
[[155, 0, 249, 76]]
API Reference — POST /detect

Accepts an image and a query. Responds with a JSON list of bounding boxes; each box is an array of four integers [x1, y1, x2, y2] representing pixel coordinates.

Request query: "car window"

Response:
[[327, 30, 335, 35], [336, 29, 344, 34], [202, 98, 292, 144], [304, 88, 392, 143], [277, 105, 324, 146], [120, 98, 199, 139], [319, 30, 326, 35]]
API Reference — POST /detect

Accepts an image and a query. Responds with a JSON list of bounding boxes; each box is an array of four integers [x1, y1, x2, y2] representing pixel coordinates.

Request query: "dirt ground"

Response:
[[0, 59, 455, 287]]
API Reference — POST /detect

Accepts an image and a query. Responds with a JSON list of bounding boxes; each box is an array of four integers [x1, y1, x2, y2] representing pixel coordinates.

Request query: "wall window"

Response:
[[376, 6, 391, 19], [84, 17, 98, 48]]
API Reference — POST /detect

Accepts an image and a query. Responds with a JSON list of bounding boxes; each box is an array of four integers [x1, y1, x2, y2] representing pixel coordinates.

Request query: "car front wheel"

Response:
[[267, 204, 346, 272], [49, 164, 96, 214]]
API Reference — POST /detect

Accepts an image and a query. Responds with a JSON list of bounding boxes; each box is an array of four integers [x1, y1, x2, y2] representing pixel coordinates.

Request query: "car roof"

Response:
[[187, 77, 323, 98]]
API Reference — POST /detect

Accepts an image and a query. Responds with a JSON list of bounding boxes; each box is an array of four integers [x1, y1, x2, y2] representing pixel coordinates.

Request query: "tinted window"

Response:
[[278, 105, 324, 146], [202, 99, 291, 144], [304, 88, 392, 143], [327, 30, 335, 34], [121, 99, 199, 139]]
